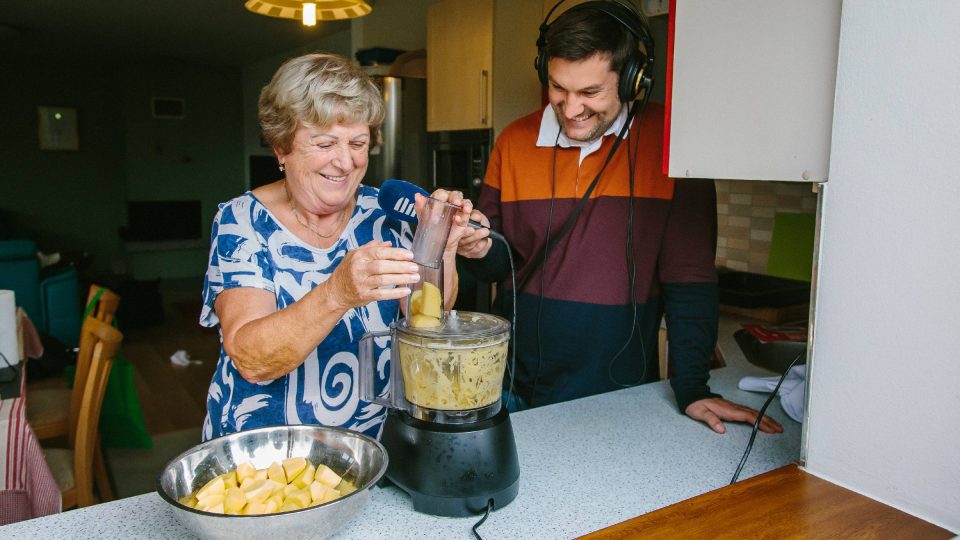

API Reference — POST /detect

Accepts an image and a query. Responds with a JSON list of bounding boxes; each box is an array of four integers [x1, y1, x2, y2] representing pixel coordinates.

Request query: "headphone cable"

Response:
[[531, 128, 563, 407]]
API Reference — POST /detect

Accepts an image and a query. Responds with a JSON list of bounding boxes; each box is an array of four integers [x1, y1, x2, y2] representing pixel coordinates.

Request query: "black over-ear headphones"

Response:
[[535, 0, 654, 103]]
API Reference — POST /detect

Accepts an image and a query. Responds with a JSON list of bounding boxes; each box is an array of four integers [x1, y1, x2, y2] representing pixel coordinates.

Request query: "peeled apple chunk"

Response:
[[183, 458, 356, 515], [195, 476, 225, 500], [282, 457, 307, 480], [268, 462, 287, 485], [236, 462, 256, 484], [408, 281, 442, 327], [409, 313, 440, 328], [419, 282, 442, 318], [315, 464, 343, 488]]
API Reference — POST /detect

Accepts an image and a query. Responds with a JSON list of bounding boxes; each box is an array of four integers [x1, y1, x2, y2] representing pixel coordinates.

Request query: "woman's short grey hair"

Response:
[[258, 53, 384, 154]]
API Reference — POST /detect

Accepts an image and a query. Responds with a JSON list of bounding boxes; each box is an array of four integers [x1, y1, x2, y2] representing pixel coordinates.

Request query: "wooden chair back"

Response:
[[86, 284, 120, 324], [70, 317, 122, 508], [68, 285, 120, 439]]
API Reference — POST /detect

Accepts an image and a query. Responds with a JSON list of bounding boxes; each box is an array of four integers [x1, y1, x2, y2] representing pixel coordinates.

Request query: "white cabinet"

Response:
[[666, 0, 841, 182]]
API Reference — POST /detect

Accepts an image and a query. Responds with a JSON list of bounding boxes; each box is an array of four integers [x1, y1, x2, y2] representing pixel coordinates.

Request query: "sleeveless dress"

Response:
[[200, 185, 412, 441]]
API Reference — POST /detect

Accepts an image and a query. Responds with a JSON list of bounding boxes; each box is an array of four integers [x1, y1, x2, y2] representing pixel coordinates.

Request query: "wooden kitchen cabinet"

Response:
[[427, 0, 493, 132], [666, 0, 841, 182], [427, 0, 542, 134]]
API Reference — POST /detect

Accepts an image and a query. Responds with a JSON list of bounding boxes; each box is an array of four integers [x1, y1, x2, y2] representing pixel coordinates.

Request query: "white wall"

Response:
[[241, 30, 352, 182], [805, 1, 960, 532], [350, 0, 438, 55]]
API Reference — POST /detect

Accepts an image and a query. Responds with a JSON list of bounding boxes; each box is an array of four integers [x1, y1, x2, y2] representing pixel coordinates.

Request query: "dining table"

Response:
[[0, 308, 62, 525]]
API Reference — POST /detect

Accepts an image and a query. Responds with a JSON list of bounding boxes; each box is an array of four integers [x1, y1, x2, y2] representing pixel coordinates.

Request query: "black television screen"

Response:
[[122, 200, 201, 242]]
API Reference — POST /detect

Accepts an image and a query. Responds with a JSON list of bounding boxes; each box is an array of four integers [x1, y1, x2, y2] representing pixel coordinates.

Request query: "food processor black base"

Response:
[[380, 407, 520, 517]]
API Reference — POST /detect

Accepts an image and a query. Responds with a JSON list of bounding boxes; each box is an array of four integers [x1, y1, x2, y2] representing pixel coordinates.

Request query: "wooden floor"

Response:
[[581, 463, 953, 539], [122, 277, 218, 436]]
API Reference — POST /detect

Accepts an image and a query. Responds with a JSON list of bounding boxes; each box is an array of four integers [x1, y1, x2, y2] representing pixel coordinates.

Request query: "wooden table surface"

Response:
[[581, 464, 953, 539]]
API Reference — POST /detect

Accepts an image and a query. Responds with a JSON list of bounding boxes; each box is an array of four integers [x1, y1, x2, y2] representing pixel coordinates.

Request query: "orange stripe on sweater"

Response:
[[486, 104, 674, 203]]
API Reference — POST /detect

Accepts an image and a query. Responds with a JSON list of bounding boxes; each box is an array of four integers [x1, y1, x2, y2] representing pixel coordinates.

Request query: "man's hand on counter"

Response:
[[685, 397, 784, 434]]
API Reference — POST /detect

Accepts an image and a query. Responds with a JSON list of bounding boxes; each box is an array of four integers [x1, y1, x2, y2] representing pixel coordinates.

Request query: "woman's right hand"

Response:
[[326, 241, 420, 309]]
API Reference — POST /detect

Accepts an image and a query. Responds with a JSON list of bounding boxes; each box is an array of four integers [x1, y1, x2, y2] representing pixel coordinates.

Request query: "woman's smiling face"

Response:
[[279, 121, 371, 215]]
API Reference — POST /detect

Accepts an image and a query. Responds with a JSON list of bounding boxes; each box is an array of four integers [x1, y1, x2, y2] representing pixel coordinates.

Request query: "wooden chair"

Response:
[[28, 284, 120, 502], [42, 317, 123, 508]]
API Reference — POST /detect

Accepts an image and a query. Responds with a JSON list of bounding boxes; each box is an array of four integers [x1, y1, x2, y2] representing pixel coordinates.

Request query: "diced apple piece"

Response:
[[254, 469, 268, 482], [323, 489, 341, 503], [267, 492, 284, 510], [178, 494, 197, 508], [337, 480, 357, 496], [409, 314, 440, 328], [285, 488, 311, 508], [420, 282, 442, 318], [195, 476, 225, 500], [219, 470, 238, 490], [282, 483, 298, 497], [196, 493, 225, 512], [292, 463, 316, 489], [314, 464, 343, 488], [224, 487, 247, 514], [204, 501, 225, 514], [282, 457, 307, 481], [309, 480, 332, 504], [279, 502, 301, 513], [235, 462, 256, 485], [264, 497, 279, 514], [268, 461, 287, 485], [244, 501, 267, 515], [241, 478, 280, 504], [410, 290, 423, 315]]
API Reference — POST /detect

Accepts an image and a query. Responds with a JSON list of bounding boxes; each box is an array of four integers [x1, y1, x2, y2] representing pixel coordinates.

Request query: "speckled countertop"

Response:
[[1, 316, 801, 539]]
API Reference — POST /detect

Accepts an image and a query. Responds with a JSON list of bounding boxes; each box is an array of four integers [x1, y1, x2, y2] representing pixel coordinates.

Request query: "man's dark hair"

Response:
[[544, 7, 639, 76]]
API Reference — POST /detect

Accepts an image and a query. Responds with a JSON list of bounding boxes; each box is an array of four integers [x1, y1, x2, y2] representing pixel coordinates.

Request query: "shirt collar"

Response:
[[536, 104, 630, 164]]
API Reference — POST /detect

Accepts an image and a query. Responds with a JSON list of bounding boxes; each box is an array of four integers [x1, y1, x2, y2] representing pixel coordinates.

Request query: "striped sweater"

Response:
[[463, 104, 720, 412]]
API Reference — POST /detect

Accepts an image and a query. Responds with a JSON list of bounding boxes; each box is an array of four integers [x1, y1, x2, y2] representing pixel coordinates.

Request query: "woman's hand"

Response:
[[325, 241, 420, 309], [415, 189, 474, 257]]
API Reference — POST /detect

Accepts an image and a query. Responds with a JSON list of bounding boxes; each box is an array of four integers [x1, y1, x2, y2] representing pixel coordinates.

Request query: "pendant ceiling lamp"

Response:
[[244, 0, 372, 26]]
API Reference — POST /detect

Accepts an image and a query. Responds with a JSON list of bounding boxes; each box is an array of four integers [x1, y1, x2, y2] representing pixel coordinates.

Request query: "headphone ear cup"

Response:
[[618, 57, 642, 102], [535, 49, 549, 87]]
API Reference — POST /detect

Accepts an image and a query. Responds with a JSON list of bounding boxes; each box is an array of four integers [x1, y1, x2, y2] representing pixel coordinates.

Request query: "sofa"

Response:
[[0, 239, 81, 347]]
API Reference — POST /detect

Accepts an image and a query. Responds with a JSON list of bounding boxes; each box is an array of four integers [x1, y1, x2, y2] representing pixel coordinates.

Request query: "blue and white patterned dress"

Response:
[[200, 185, 412, 441]]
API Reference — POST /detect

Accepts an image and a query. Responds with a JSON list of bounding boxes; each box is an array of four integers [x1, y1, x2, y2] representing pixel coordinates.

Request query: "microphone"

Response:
[[378, 179, 504, 242]]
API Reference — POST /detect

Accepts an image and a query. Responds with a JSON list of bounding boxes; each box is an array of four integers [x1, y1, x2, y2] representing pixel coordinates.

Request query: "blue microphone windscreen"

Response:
[[379, 179, 429, 223]]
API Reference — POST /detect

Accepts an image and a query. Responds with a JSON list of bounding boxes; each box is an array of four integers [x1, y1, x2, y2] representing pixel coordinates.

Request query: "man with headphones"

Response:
[[457, 0, 782, 435]]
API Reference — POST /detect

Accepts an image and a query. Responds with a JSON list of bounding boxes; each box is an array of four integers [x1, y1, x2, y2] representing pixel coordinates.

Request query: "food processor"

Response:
[[359, 198, 519, 516]]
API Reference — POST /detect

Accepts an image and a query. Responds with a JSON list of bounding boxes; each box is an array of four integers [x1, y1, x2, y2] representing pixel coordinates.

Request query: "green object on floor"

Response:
[[63, 288, 153, 448], [767, 212, 816, 282]]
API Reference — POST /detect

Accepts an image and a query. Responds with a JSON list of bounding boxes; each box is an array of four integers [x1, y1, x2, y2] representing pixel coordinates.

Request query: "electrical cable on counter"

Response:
[[471, 498, 495, 540], [730, 349, 805, 484]]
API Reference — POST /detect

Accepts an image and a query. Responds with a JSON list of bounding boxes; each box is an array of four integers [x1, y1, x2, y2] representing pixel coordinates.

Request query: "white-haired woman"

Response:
[[200, 53, 473, 440]]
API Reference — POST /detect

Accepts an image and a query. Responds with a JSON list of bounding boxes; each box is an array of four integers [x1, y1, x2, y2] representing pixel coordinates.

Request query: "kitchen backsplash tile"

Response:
[[714, 180, 817, 275]]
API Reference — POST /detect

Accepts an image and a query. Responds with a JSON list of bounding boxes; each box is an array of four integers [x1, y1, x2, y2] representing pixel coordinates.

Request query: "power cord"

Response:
[[0, 351, 18, 384], [500, 236, 519, 411], [730, 350, 805, 484], [471, 498, 495, 539]]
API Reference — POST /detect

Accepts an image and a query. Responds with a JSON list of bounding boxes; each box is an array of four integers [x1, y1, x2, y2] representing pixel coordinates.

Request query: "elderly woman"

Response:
[[200, 53, 474, 441]]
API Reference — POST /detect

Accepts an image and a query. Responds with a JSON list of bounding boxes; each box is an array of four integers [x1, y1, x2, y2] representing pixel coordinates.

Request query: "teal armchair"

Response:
[[0, 239, 81, 347]]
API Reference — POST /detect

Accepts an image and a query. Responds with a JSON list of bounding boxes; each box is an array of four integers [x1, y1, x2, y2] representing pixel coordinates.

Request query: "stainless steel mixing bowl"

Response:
[[157, 424, 388, 540]]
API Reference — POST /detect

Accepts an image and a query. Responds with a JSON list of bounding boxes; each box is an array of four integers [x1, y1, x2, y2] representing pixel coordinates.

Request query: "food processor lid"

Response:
[[398, 310, 510, 339]]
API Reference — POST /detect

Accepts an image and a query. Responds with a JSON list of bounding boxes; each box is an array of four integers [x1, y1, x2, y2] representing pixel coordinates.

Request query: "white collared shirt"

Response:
[[535, 104, 630, 165]]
